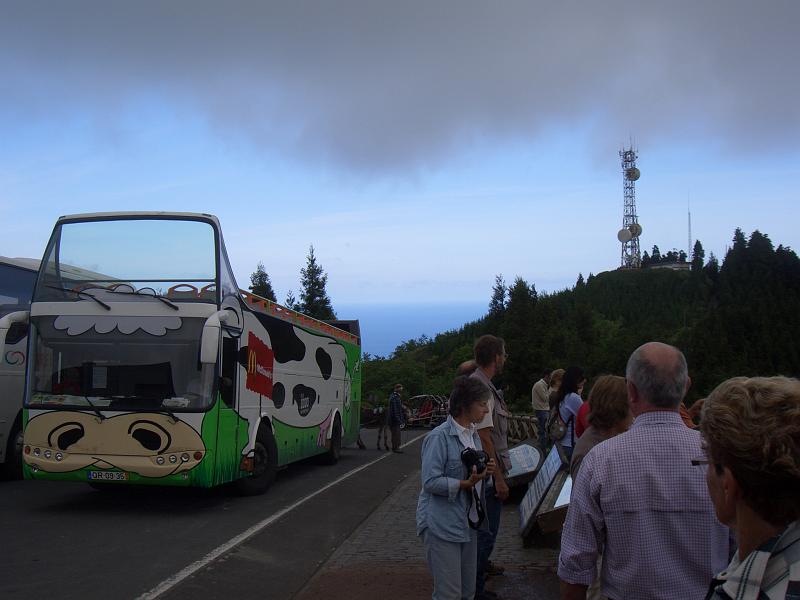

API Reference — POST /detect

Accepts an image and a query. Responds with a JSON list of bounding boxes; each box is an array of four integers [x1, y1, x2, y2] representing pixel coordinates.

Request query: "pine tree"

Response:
[[285, 289, 298, 310], [298, 245, 336, 320], [692, 240, 705, 271], [489, 274, 507, 316], [249, 262, 277, 302], [651, 245, 662, 263]]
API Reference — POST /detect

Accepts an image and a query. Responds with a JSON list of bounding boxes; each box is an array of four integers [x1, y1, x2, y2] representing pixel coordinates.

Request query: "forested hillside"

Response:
[[363, 229, 800, 414]]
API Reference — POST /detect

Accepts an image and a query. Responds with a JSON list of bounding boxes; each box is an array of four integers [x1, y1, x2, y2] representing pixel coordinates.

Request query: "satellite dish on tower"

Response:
[[625, 167, 640, 181], [628, 223, 643, 237], [617, 228, 633, 243]]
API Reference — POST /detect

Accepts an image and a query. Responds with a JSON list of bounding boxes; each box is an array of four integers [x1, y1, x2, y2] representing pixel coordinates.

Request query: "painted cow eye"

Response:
[[48, 422, 85, 450], [315, 348, 332, 380], [127, 420, 171, 453]]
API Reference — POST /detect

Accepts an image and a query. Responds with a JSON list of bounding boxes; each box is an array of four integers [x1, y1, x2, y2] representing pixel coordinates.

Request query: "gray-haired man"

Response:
[[558, 342, 730, 600]]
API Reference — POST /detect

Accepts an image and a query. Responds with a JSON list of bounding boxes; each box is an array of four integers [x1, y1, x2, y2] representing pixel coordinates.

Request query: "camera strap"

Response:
[[452, 433, 486, 530], [467, 485, 485, 530]]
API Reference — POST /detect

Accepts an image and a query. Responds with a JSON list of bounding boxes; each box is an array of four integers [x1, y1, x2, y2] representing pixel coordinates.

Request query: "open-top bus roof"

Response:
[[0, 256, 41, 272], [57, 211, 220, 225]]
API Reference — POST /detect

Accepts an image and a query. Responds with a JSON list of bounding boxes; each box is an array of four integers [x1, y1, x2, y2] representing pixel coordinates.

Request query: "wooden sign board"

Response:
[[504, 442, 543, 488], [518, 445, 566, 537], [534, 471, 572, 534]]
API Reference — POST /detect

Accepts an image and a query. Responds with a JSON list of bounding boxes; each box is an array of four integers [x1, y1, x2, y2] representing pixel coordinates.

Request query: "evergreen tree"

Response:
[[298, 245, 336, 320], [285, 289, 298, 310], [641, 251, 651, 267], [248, 261, 277, 302], [733, 228, 747, 250], [489, 274, 507, 316], [691, 240, 705, 271], [651, 245, 662, 263], [704, 252, 720, 280]]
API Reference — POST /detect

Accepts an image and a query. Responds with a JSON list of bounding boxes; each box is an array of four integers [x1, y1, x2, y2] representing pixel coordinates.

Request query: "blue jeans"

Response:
[[423, 528, 477, 600], [535, 410, 549, 451], [475, 484, 503, 595]]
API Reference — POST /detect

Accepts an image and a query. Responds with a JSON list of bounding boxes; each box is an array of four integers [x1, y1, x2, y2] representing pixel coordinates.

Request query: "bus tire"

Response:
[[319, 416, 342, 466], [1, 417, 23, 480], [236, 426, 278, 496]]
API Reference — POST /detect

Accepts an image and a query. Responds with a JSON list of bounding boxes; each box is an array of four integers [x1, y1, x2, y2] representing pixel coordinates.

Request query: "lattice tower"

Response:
[[620, 147, 641, 268]]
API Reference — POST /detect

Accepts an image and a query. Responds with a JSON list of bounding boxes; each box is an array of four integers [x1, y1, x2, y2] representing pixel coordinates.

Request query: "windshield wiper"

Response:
[[45, 285, 111, 310], [83, 395, 106, 420], [106, 288, 179, 311], [158, 402, 179, 423]]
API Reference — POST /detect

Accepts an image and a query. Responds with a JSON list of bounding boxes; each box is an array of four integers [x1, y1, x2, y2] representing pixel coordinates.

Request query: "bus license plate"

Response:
[[87, 471, 128, 481]]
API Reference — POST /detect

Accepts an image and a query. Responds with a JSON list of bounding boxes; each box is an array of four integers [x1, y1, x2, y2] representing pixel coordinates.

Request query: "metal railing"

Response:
[[507, 414, 539, 445]]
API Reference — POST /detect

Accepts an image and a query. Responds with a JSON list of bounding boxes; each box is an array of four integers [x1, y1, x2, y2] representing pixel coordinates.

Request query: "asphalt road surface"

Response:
[[0, 428, 425, 600]]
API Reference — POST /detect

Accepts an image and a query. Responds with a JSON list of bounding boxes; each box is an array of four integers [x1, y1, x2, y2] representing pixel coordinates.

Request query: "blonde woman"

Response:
[[701, 376, 800, 599]]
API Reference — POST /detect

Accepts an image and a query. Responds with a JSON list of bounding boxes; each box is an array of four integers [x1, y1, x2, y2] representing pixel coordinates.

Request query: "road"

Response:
[[0, 429, 425, 600]]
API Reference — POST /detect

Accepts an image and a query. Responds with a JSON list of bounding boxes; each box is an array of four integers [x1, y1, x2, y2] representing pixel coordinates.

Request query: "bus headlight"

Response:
[[156, 456, 165, 465]]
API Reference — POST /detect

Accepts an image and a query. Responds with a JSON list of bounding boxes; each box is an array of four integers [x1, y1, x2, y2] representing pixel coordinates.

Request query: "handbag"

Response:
[[547, 403, 573, 442]]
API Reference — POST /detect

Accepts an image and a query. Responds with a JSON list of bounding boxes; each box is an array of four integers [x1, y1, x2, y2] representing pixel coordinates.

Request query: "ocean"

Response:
[[335, 301, 487, 357]]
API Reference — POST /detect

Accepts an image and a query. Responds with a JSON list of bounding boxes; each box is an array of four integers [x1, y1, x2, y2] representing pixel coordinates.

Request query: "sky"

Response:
[[1, 2, 798, 356]]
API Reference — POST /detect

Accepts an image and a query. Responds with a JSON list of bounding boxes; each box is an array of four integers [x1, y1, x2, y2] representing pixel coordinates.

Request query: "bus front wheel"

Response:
[[1, 418, 23, 480], [318, 416, 342, 466], [236, 426, 278, 496]]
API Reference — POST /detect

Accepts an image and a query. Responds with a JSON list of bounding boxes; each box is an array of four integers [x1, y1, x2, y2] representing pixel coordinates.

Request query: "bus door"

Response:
[[215, 330, 244, 485]]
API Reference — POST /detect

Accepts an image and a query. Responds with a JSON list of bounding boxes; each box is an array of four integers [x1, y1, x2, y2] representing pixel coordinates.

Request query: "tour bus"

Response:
[[0, 257, 39, 478], [0, 212, 361, 494]]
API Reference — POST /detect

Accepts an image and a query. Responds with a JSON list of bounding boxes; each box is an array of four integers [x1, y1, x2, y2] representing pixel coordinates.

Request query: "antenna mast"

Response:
[[688, 195, 693, 260], [619, 146, 642, 268]]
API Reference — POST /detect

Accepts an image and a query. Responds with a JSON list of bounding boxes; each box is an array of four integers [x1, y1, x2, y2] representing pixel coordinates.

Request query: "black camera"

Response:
[[460, 448, 490, 475]]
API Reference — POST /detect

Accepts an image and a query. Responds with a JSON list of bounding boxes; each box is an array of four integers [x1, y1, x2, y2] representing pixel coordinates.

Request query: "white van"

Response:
[[0, 257, 38, 478]]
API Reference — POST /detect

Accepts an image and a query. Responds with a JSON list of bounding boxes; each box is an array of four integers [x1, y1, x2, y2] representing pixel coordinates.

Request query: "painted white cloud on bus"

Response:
[[53, 315, 183, 336]]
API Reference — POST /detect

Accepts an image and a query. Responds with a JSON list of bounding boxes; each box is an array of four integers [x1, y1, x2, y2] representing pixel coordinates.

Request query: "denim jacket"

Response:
[[416, 416, 489, 542]]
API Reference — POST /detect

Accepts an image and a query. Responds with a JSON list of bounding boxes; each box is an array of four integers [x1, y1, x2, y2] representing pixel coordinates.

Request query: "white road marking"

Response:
[[137, 431, 428, 599]]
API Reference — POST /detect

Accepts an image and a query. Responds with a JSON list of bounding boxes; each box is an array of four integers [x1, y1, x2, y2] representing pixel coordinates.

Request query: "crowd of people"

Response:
[[411, 335, 799, 600]]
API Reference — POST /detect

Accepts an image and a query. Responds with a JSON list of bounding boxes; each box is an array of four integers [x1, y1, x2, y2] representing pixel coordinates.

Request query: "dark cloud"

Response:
[[2, 1, 798, 171]]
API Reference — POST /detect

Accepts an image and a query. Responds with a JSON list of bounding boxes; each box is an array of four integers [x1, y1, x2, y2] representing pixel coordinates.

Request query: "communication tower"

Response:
[[618, 146, 642, 268]]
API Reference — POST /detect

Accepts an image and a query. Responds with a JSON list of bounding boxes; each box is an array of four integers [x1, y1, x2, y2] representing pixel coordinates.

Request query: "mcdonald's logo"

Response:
[[248, 347, 257, 374], [245, 332, 274, 397]]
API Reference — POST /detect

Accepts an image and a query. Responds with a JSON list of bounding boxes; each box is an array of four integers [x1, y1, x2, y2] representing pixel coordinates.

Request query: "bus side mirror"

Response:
[[0, 311, 29, 355], [200, 311, 231, 364]]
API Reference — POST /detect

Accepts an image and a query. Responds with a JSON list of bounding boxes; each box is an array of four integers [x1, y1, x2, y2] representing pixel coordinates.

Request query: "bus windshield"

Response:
[[26, 315, 215, 412], [33, 218, 218, 302], [0, 262, 37, 317]]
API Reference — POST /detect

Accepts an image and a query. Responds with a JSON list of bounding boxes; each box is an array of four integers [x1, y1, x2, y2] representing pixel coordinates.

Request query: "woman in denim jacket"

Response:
[[416, 376, 496, 600]]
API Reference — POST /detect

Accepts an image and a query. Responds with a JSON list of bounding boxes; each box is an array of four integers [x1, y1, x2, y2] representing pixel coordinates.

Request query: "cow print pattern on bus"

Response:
[[272, 382, 286, 409], [254, 314, 306, 363], [292, 384, 318, 417], [315, 347, 332, 380]]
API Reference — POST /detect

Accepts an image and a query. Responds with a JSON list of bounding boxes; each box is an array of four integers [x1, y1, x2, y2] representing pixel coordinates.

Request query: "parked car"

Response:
[[404, 394, 449, 428]]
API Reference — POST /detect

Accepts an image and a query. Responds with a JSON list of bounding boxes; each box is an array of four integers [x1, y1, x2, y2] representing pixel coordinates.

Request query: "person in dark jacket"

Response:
[[388, 383, 406, 453]]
